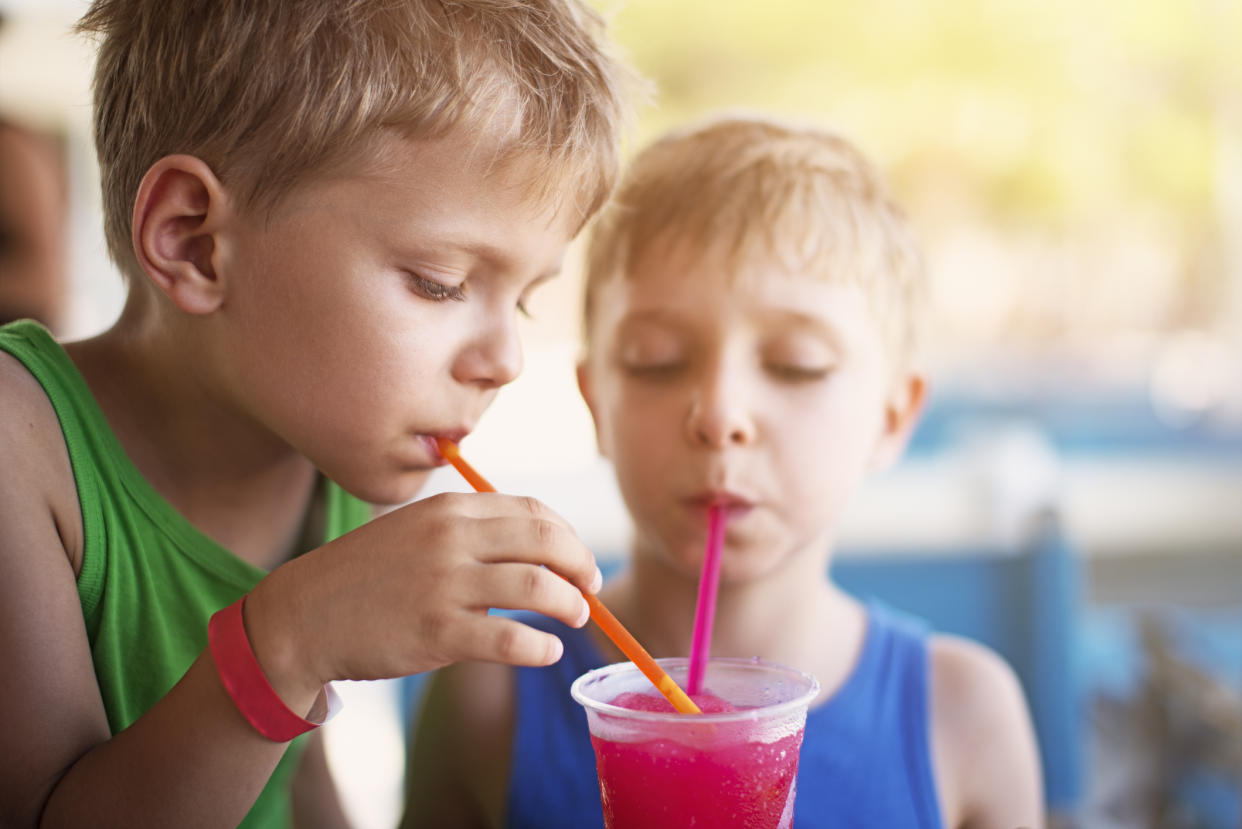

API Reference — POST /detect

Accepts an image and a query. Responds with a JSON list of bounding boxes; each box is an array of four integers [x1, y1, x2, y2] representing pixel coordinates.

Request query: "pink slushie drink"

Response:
[[571, 658, 819, 829]]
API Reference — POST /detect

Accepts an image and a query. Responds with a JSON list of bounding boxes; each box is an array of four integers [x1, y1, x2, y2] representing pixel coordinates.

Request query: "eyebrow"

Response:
[[404, 232, 564, 281], [619, 307, 848, 346], [437, 236, 510, 265], [762, 309, 848, 342], [612, 309, 696, 339]]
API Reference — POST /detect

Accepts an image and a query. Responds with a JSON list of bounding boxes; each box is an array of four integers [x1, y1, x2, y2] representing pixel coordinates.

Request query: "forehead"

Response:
[[267, 129, 577, 263], [273, 126, 568, 219], [592, 239, 883, 346]]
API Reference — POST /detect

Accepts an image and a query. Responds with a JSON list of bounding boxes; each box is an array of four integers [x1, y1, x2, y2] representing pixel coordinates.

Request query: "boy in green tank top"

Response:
[[0, 2, 634, 826]]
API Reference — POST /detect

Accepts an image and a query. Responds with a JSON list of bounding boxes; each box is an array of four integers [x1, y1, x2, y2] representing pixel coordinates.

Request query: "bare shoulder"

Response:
[[928, 635, 1045, 829], [403, 660, 516, 829], [0, 349, 108, 827], [1, 346, 62, 454], [0, 349, 81, 569], [928, 635, 1026, 726]]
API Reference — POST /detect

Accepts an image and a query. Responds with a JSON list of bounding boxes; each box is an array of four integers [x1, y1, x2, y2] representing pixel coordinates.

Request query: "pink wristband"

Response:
[[208, 596, 335, 742]]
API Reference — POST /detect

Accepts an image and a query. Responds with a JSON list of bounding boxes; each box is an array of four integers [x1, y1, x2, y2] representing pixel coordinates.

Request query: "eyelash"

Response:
[[624, 362, 684, 379], [623, 362, 829, 383], [408, 272, 536, 319], [407, 272, 466, 303], [766, 364, 831, 382]]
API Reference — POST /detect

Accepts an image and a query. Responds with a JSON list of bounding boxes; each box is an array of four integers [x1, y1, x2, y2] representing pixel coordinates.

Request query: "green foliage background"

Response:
[[600, 0, 1242, 350]]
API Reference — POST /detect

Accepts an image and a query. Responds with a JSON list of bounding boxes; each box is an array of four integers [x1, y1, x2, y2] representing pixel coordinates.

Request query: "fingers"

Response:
[[424, 491, 574, 528], [467, 563, 591, 629], [332, 492, 606, 678], [421, 492, 602, 594], [441, 614, 568, 668], [474, 518, 601, 595]]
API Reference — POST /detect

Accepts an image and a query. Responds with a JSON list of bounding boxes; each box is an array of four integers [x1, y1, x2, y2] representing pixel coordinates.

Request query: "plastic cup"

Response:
[[571, 658, 820, 829]]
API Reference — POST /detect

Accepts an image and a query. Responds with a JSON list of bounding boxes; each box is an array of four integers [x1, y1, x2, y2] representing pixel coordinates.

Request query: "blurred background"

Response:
[[2, 0, 1239, 826]]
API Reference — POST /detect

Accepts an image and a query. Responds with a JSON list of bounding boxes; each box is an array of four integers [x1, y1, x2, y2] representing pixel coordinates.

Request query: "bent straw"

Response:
[[685, 504, 725, 695], [435, 437, 701, 715]]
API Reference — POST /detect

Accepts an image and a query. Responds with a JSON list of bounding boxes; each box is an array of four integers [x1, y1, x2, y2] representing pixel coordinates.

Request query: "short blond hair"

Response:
[[584, 115, 924, 370], [76, 0, 635, 280]]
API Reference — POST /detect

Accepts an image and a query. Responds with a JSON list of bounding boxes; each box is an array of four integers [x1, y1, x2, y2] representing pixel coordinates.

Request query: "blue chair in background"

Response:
[[833, 514, 1085, 814]]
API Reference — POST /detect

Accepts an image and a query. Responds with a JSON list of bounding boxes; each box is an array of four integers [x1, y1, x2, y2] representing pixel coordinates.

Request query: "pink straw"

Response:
[[686, 504, 726, 695]]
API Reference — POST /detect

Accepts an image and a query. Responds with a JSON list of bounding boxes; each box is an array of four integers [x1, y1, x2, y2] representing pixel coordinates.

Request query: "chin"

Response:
[[386, 469, 437, 505], [649, 543, 786, 586], [334, 467, 434, 507], [693, 528, 798, 583], [718, 555, 789, 584]]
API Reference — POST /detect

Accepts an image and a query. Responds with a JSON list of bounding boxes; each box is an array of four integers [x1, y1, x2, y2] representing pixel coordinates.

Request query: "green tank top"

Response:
[[0, 320, 373, 828]]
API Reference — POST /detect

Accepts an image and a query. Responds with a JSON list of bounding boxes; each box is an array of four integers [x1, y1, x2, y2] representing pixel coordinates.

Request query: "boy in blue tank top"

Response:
[[405, 115, 1045, 828], [0, 1, 637, 826]]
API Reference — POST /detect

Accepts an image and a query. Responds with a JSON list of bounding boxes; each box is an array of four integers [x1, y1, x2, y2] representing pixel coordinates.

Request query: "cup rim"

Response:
[[570, 657, 820, 725]]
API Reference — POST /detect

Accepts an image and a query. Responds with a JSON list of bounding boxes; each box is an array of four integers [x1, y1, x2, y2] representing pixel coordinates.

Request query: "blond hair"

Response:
[[76, 0, 635, 280], [584, 115, 925, 370]]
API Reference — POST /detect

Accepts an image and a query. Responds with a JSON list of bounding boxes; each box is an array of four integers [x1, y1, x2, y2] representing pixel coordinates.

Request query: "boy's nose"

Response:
[[684, 382, 756, 448], [454, 315, 524, 389]]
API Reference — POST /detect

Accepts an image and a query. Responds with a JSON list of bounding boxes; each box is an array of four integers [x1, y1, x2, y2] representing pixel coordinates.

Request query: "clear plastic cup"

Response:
[[571, 657, 820, 829]]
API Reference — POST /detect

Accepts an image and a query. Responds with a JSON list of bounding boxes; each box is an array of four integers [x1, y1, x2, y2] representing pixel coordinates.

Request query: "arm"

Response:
[[0, 354, 296, 828], [928, 636, 1045, 829], [1, 352, 598, 827], [402, 660, 517, 829]]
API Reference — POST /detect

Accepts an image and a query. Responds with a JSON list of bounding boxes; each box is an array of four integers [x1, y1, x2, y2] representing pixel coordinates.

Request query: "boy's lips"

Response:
[[683, 491, 755, 519], [417, 430, 470, 466]]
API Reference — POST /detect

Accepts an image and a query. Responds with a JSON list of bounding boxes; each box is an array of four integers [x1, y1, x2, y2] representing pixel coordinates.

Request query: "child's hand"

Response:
[[243, 492, 601, 707]]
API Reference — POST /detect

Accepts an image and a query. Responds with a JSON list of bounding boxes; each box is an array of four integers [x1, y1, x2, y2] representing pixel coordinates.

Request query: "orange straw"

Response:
[[435, 437, 701, 715]]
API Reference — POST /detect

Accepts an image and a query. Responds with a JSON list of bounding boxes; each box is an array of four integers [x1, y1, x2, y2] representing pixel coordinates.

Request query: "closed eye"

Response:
[[765, 363, 832, 382], [623, 362, 685, 379], [406, 272, 466, 303]]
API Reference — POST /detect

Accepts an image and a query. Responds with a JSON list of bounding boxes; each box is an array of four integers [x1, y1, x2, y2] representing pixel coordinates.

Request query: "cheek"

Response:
[[770, 391, 884, 493], [232, 297, 450, 438], [608, 383, 687, 446], [602, 402, 682, 506], [227, 247, 367, 370], [595, 377, 672, 446]]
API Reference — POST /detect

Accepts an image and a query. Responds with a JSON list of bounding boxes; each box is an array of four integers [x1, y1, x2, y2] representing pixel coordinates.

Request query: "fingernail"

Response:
[[590, 565, 604, 593], [577, 598, 590, 627], [548, 636, 564, 664]]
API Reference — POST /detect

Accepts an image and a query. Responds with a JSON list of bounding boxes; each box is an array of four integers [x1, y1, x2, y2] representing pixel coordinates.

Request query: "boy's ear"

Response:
[[131, 154, 230, 315], [575, 360, 610, 459], [870, 371, 927, 471]]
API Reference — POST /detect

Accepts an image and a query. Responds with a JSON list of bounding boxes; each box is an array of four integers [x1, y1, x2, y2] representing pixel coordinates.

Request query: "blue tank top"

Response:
[[505, 602, 944, 828]]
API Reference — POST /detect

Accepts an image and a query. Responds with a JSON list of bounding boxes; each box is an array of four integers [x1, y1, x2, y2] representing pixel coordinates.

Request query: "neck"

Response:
[[66, 292, 318, 569]]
